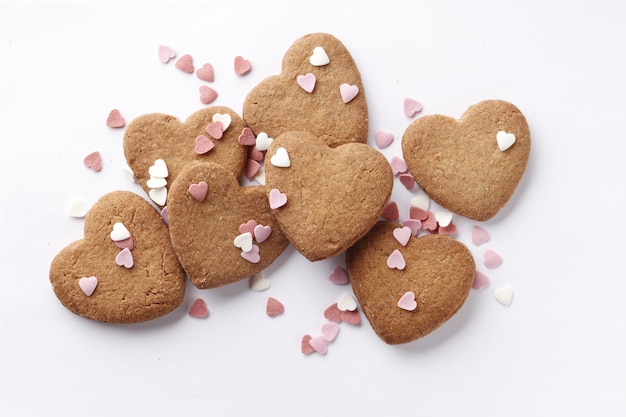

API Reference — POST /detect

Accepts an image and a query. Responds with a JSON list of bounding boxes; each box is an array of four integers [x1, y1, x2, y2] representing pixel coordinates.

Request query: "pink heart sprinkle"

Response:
[[301, 335, 315, 355], [328, 266, 349, 285], [205, 121, 223, 139], [245, 159, 261, 179], [266, 297, 284, 317], [472, 271, 490, 290], [189, 298, 209, 318], [238, 127, 256, 146], [160, 206, 169, 225], [421, 211, 438, 231], [484, 249, 503, 268], [402, 219, 422, 235], [397, 291, 417, 311], [308, 335, 328, 354], [199, 85, 218, 105], [234, 55, 251, 75], [437, 222, 457, 236], [269, 188, 287, 209], [389, 155, 408, 175], [253, 224, 272, 243], [196, 63, 214, 82], [194, 135, 215, 154], [106, 109, 125, 128], [188, 181, 208, 202], [115, 248, 134, 269], [114, 236, 134, 250], [381, 201, 399, 222], [296, 73, 316, 93], [158, 45, 176, 63], [241, 245, 260, 263], [387, 249, 406, 270], [324, 303, 343, 323], [403, 97, 423, 117], [340, 309, 361, 325], [409, 206, 429, 221], [321, 323, 339, 342], [84, 151, 102, 172], [78, 276, 98, 296], [175, 54, 194, 73], [374, 130, 394, 149], [392, 226, 412, 246], [239, 220, 258, 235], [249, 145, 265, 162], [472, 225, 490, 246], [399, 173, 415, 190], [340, 83, 359, 103]]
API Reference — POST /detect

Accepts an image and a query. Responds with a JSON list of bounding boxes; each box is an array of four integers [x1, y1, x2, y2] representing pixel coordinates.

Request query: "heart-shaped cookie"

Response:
[[264, 131, 393, 261], [401, 100, 531, 221], [346, 221, 475, 344], [167, 161, 290, 289], [243, 33, 368, 148], [124, 106, 248, 206], [49, 191, 186, 323]]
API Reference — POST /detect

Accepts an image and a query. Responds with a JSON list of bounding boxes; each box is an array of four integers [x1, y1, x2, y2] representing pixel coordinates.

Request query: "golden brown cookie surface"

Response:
[[347, 221, 475, 344], [401, 100, 531, 221], [243, 33, 368, 148], [264, 131, 393, 262], [123, 106, 247, 206], [167, 161, 290, 289], [49, 191, 186, 323]]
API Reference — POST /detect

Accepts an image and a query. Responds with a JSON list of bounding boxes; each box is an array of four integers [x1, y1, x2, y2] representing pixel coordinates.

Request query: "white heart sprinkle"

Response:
[[254, 165, 266, 185], [496, 130, 516, 151], [67, 198, 88, 218], [233, 232, 253, 253], [410, 194, 430, 211], [146, 176, 167, 189], [110, 222, 131, 241], [212, 113, 231, 131], [434, 210, 453, 227], [494, 284, 514, 306], [309, 46, 330, 66], [249, 272, 271, 292], [270, 147, 291, 168], [337, 293, 357, 312], [148, 159, 168, 178], [255, 132, 273, 151], [121, 165, 136, 183], [149, 186, 168, 206]]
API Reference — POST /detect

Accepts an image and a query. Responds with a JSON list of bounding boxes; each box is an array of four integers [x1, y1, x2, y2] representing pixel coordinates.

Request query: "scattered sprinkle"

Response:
[[496, 131, 516, 151], [149, 187, 167, 206], [110, 222, 131, 242], [157, 45, 176, 63], [240, 245, 260, 263], [67, 198, 88, 218], [253, 224, 272, 243], [397, 291, 417, 311], [409, 205, 429, 221], [114, 237, 134, 250], [321, 322, 340, 341], [421, 211, 438, 231], [401, 219, 422, 236], [296, 73, 316, 93], [160, 206, 169, 225], [238, 127, 256, 146], [434, 210, 453, 228], [437, 221, 457, 236], [403, 97, 423, 117], [494, 284, 513, 306], [301, 335, 315, 354], [340, 309, 361, 325], [324, 303, 343, 323], [239, 220, 258, 235], [194, 135, 215, 155], [205, 121, 224, 140], [387, 249, 406, 270], [188, 181, 208, 202], [234, 56, 252, 75], [270, 147, 291, 168], [78, 276, 98, 296], [245, 159, 261, 179], [146, 176, 167, 189], [399, 173, 415, 190], [410, 194, 430, 211], [233, 232, 253, 252], [249, 272, 271, 292], [189, 298, 209, 318], [389, 156, 408, 175], [211, 113, 231, 131], [484, 249, 503, 268], [121, 165, 136, 183], [392, 226, 412, 246], [248, 145, 265, 162], [339, 83, 359, 103], [199, 85, 218, 105], [83, 151, 102, 172], [266, 297, 284, 317], [106, 109, 125, 128], [374, 130, 394, 149], [381, 201, 399, 221], [472, 271, 490, 290], [115, 247, 134, 269], [308, 335, 328, 354], [309, 46, 330, 66], [269, 188, 288, 209], [471, 225, 490, 245], [328, 266, 349, 285], [255, 132, 273, 151], [148, 159, 168, 178], [196, 63, 215, 82], [175, 54, 194, 73], [336, 293, 357, 312]]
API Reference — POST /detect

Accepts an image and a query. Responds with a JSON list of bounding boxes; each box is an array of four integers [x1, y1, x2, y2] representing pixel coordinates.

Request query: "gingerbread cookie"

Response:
[[401, 100, 531, 221], [167, 161, 290, 289], [243, 33, 368, 148], [346, 221, 476, 344], [49, 191, 186, 323], [264, 131, 393, 262], [123, 106, 248, 207]]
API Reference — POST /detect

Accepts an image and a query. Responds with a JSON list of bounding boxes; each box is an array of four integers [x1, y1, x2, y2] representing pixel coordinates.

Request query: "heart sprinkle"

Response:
[[115, 248, 134, 269], [421, 211, 438, 231], [205, 121, 224, 140], [410, 206, 429, 221], [308, 335, 328, 354], [309, 46, 330, 66], [110, 222, 131, 241], [266, 297, 284, 317], [324, 303, 343, 323], [245, 159, 261, 179], [270, 147, 291, 168], [212, 113, 231, 131], [78, 276, 98, 296], [255, 132, 273, 151], [148, 187, 167, 206], [84, 151, 102, 172], [472, 271, 490, 290], [238, 127, 256, 146], [233, 232, 253, 253], [160, 206, 169, 225], [484, 249, 503, 268], [106, 109, 125, 128], [337, 293, 357, 312], [158, 45, 176, 63], [494, 285, 513, 306], [387, 249, 406, 270], [401, 219, 422, 236], [67, 198, 88, 218], [392, 226, 412, 246], [374, 130, 394, 149], [146, 177, 167, 189], [472, 225, 490, 245], [175, 54, 194, 73], [397, 291, 417, 311], [114, 237, 134, 250], [196, 63, 214, 82], [321, 323, 340, 341], [253, 224, 272, 243], [269, 189, 288, 209], [496, 130, 516, 151], [296, 73, 316, 93], [148, 159, 168, 178], [249, 272, 271, 292], [403, 97, 423, 117], [399, 173, 415, 190], [240, 244, 260, 263], [234, 55, 252, 75], [194, 135, 215, 155], [389, 156, 408, 175], [340, 309, 360, 325], [301, 335, 315, 355], [339, 83, 359, 103], [328, 266, 349, 285], [188, 181, 208, 202], [189, 298, 209, 318], [410, 194, 430, 211], [199, 85, 218, 105], [239, 219, 258, 235], [434, 210, 453, 228], [381, 201, 399, 222]]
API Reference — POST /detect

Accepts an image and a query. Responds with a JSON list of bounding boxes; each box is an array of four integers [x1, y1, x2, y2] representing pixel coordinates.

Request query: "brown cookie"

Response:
[[49, 191, 186, 323], [347, 221, 476, 344], [167, 161, 290, 289], [401, 100, 531, 221], [264, 131, 393, 262], [123, 106, 248, 207], [243, 33, 368, 148]]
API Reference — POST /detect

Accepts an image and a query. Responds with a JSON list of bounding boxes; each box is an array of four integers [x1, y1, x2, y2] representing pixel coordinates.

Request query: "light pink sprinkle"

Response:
[[472, 271, 490, 290], [188, 181, 208, 202], [78, 276, 98, 296], [402, 219, 422, 235], [389, 156, 408, 175], [175, 54, 194, 73], [321, 322, 339, 341], [296, 73, 316, 93], [328, 266, 349, 285], [239, 219, 258, 235], [115, 248, 134, 269], [309, 335, 328, 354], [339, 83, 359, 103], [158, 45, 176, 63], [387, 249, 406, 270], [437, 222, 457, 236], [472, 225, 490, 246], [484, 249, 503, 268], [403, 97, 423, 117], [160, 206, 169, 225], [253, 224, 272, 243], [205, 121, 223, 140], [241, 245, 260, 263], [397, 291, 417, 311], [199, 86, 218, 105], [269, 189, 287, 209], [374, 130, 394, 149]]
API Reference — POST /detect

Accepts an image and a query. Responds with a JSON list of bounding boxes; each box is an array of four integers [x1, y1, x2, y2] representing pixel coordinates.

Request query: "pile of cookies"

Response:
[[50, 33, 530, 345]]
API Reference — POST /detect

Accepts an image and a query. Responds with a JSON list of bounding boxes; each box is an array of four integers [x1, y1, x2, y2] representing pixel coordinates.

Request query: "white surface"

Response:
[[1, 1, 625, 415]]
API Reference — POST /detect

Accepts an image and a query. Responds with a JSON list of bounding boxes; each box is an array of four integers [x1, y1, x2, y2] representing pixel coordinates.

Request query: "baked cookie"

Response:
[[347, 221, 476, 344], [49, 191, 186, 323], [264, 131, 393, 261], [401, 100, 531, 221], [243, 33, 368, 148], [124, 106, 248, 207], [167, 161, 290, 289]]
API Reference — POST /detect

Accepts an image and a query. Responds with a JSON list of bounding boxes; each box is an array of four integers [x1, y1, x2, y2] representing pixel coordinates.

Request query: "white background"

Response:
[[1, 1, 625, 415]]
